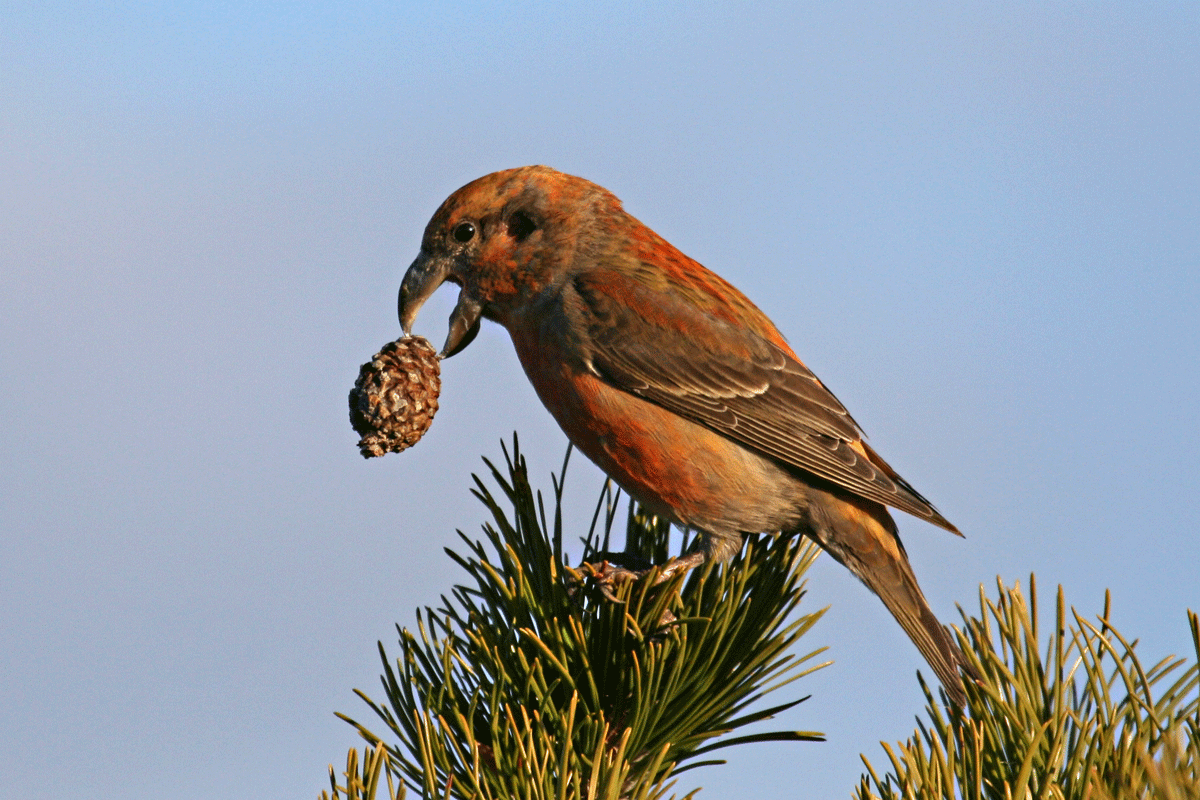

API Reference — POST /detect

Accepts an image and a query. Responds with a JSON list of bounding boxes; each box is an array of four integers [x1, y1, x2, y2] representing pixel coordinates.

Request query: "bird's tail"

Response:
[[872, 560, 971, 707], [806, 497, 972, 707]]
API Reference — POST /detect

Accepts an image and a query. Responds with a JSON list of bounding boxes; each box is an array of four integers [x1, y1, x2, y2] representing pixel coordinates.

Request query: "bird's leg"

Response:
[[574, 540, 711, 601], [652, 549, 709, 582]]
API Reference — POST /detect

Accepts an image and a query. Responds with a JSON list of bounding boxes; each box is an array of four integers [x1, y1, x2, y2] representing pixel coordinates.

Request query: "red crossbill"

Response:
[[398, 166, 970, 705]]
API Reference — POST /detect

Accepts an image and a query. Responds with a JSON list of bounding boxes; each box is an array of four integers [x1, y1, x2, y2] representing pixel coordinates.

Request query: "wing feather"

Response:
[[573, 269, 956, 531]]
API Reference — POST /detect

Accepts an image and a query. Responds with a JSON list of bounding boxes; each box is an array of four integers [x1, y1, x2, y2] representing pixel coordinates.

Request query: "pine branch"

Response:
[[321, 741, 405, 800], [857, 577, 1200, 800], [335, 435, 828, 799]]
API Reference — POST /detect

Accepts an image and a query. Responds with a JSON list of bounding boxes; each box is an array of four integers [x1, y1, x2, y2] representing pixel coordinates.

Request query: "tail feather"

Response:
[[805, 494, 971, 706], [878, 580, 970, 707]]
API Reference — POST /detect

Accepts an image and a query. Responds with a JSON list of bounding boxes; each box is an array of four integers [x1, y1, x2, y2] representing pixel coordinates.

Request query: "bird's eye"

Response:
[[452, 222, 476, 243]]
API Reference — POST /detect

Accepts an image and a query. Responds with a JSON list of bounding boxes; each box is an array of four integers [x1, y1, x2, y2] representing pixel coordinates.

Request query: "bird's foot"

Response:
[[567, 559, 680, 631], [570, 554, 651, 603], [568, 551, 705, 605]]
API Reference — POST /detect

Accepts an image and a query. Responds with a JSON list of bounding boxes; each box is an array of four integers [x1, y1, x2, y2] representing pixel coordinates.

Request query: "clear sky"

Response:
[[2, 3, 1197, 798]]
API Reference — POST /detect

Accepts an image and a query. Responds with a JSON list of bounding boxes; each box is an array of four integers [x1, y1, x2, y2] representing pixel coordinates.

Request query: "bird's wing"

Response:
[[572, 268, 958, 532]]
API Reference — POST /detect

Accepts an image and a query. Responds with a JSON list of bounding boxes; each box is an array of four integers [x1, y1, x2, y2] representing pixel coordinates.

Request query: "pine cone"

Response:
[[349, 336, 441, 458]]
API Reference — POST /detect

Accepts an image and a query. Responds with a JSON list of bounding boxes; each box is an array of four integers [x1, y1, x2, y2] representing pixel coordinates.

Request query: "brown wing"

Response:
[[572, 269, 958, 533]]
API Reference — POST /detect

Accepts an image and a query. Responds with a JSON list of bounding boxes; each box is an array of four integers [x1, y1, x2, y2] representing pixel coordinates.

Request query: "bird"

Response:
[[397, 165, 971, 705]]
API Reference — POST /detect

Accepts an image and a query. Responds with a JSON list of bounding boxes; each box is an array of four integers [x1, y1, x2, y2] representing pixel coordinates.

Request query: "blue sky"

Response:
[[2, 3, 1198, 798]]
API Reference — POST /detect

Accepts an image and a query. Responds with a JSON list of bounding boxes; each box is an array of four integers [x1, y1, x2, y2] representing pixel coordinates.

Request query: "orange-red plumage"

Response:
[[398, 165, 970, 705]]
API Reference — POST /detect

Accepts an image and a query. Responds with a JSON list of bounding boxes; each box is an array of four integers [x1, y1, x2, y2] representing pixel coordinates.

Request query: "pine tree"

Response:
[[324, 437, 828, 799], [857, 578, 1199, 800]]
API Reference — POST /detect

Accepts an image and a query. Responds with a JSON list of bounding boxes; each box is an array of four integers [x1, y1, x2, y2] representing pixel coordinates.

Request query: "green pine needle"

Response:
[[336, 435, 828, 799], [857, 577, 1200, 800]]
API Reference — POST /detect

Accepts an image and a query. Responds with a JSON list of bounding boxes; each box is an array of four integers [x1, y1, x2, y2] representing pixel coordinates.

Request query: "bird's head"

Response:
[[398, 165, 620, 358]]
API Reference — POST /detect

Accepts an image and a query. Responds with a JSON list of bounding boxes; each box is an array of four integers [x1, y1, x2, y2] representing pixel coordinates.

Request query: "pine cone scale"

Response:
[[349, 336, 441, 458]]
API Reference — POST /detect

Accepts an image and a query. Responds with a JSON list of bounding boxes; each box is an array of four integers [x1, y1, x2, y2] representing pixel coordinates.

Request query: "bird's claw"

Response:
[[567, 559, 649, 603], [563, 558, 688, 635]]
